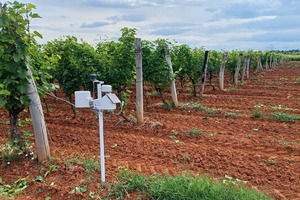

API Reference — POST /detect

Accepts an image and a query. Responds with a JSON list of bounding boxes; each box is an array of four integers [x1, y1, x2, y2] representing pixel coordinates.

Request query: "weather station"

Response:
[[74, 74, 121, 183]]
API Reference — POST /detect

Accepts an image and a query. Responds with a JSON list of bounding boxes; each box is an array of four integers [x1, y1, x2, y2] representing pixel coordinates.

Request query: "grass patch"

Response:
[[182, 103, 216, 115], [0, 138, 34, 165], [295, 77, 300, 84], [264, 159, 277, 166], [164, 101, 175, 110], [227, 87, 237, 91], [64, 156, 99, 174], [108, 168, 271, 200], [83, 157, 99, 174], [266, 82, 280, 85], [185, 129, 206, 136], [0, 121, 10, 125], [184, 129, 217, 137], [64, 157, 81, 166], [270, 138, 300, 147], [269, 105, 297, 111], [279, 77, 288, 81], [0, 178, 29, 198], [224, 112, 239, 118], [169, 135, 180, 143], [252, 104, 266, 118], [269, 112, 300, 123], [253, 108, 264, 118]]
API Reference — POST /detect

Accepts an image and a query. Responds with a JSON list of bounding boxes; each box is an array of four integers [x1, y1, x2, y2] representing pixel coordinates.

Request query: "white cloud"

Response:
[[17, 0, 300, 50], [202, 16, 277, 28]]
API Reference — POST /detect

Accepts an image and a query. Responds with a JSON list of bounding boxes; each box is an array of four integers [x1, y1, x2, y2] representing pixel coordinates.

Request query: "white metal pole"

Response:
[[97, 82, 105, 183], [99, 111, 105, 183]]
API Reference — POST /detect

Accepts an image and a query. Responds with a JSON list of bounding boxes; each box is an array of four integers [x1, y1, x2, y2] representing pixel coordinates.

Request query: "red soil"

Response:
[[0, 62, 299, 199]]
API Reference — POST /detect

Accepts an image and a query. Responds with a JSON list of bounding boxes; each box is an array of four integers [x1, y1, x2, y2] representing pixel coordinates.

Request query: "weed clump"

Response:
[[108, 168, 272, 200]]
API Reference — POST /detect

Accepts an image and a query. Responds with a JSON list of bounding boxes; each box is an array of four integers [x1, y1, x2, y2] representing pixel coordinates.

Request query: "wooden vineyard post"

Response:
[[259, 55, 263, 71], [255, 56, 260, 73], [135, 38, 144, 125], [270, 55, 273, 68], [265, 57, 269, 69], [234, 53, 243, 87], [164, 46, 178, 107], [279, 56, 284, 64], [200, 50, 209, 98], [255, 55, 263, 73], [272, 56, 277, 68], [279, 57, 282, 64], [26, 65, 50, 162], [219, 52, 228, 91], [241, 56, 248, 83], [272, 55, 276, 68], [246, 56, 251, 79]]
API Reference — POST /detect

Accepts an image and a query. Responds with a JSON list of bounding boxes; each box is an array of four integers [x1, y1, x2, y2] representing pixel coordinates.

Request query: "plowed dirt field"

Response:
[[1, 62, 299, 199]]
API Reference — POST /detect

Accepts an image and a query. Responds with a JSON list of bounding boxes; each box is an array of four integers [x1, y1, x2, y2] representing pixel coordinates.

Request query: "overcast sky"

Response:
[[18, 0, 300, 50]]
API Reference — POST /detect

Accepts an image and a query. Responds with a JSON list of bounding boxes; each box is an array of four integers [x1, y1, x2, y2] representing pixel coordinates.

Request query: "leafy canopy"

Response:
[[0, 1, 42, 110]]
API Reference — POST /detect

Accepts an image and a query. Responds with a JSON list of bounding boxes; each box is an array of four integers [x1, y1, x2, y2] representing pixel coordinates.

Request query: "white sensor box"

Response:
[[75, 91, 91, 108], [101, 85, 112, 93]]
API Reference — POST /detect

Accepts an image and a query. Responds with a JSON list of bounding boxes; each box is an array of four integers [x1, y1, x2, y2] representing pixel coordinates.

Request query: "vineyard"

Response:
[[0, 61, 300, 199], [1, 1, 300, 200]]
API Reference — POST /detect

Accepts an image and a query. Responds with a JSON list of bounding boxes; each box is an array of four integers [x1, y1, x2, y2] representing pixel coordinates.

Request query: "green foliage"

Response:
[[33, 164, 59, 183], [226, 50, 240, 76], [108, 168, 272, 200], [295, 77, 300, 84], [44, 36, 99, 97], [270, 112, 300, 123], [183, 103, 216, 115], [0, 178, 29, 198], [208, 50, 222, 76], [64, 157, 81, 166], [96, 28, 136, 96], [185, 129, 205, 136], [142, 39, 172, 102], [224, 112, 239, 118], [0, 1, 52, 152], [222, 174, 247, 185], [253, 108, 264, 118], [269, 105, 296, 111], [65, 156, 99, 174], [43, 164, 59, 178], [163, 100, 175, 110], [83, 158, 99, 174], [227, 87, 237, 91], [0, 139, 21, 163], [260, 51, 271, 66], [69, 185, 87, 194], [0, 1, 39, 110], [0, 84, 10, 95], [28, 41, 57, 98], [286, 54, 300, 61], [172, 44, 192, 87], [188, 47, 205, 96], [264, 159, 277, 166], [0, 136, 33, 164], [108, 167, 148, 198], [169, 135, 180, 143], [247, 50, 259, 70], [252, 104, 266, 118]]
